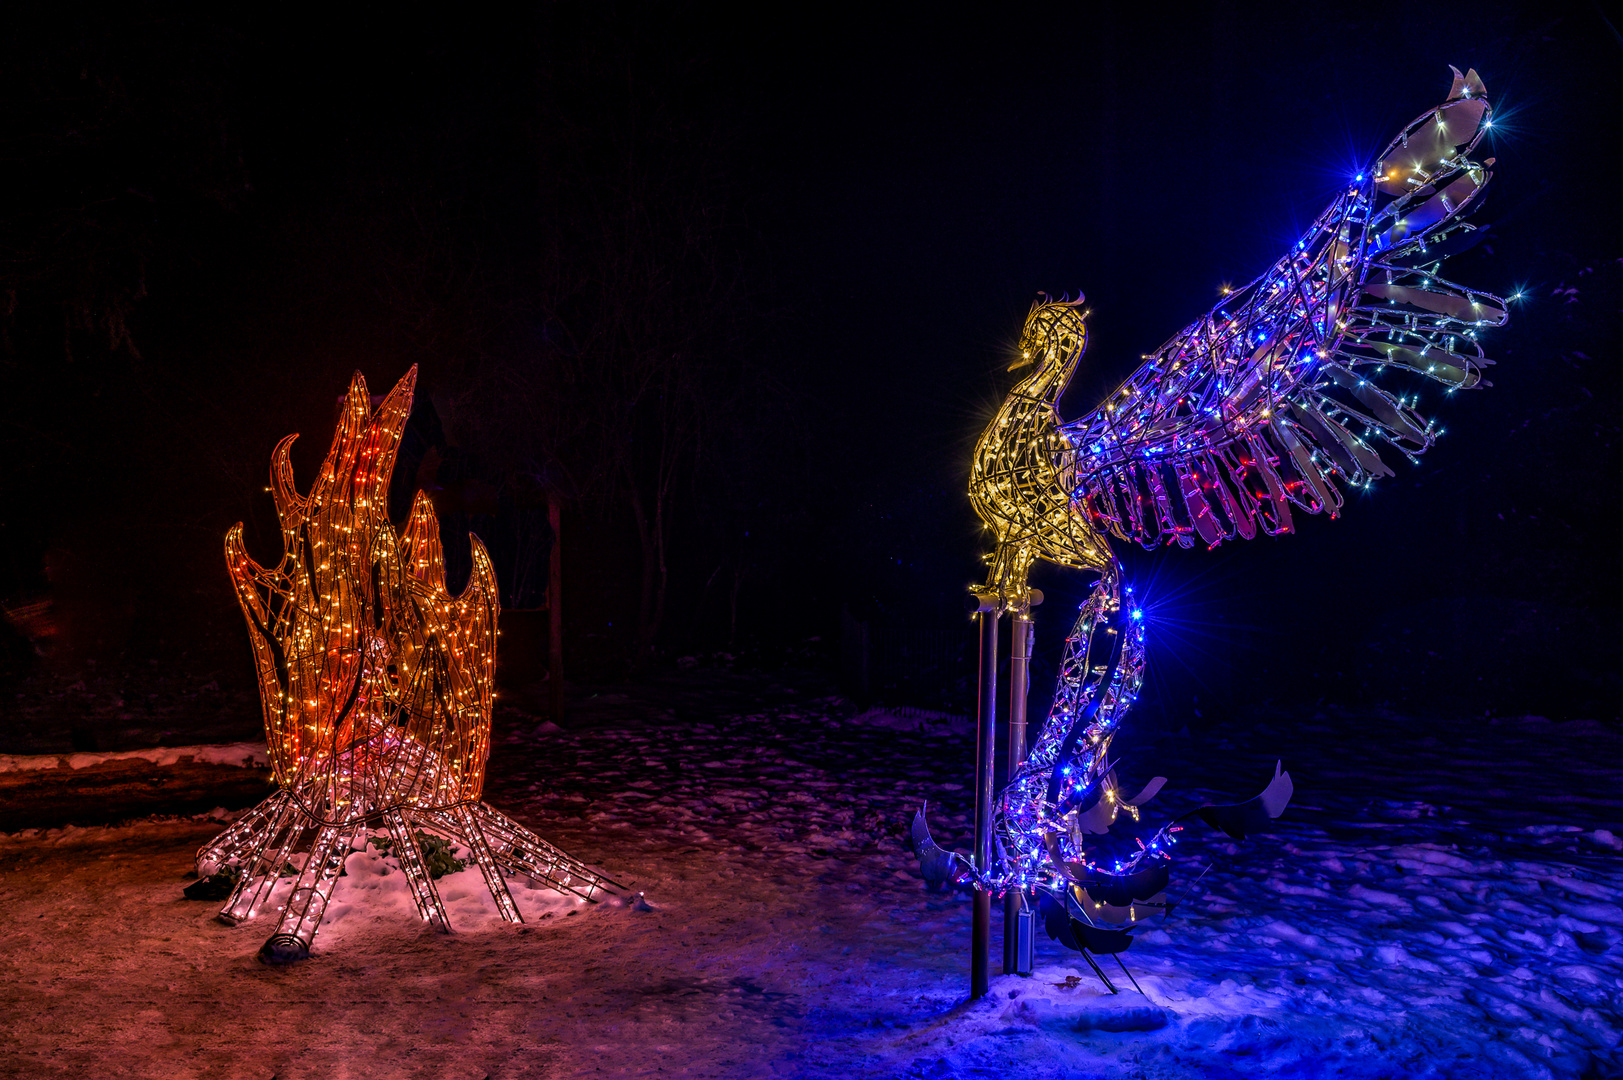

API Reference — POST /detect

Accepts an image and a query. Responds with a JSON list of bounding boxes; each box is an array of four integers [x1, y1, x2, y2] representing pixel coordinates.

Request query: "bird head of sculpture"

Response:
[[1008, 293, 1089, 389]]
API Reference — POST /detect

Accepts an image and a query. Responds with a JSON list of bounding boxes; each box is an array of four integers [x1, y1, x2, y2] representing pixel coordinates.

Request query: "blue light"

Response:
[[1131, 609, 1143, 620]]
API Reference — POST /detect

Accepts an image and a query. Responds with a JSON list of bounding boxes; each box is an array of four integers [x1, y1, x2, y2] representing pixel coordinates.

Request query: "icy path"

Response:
[[0, 676, 1618, 1078]]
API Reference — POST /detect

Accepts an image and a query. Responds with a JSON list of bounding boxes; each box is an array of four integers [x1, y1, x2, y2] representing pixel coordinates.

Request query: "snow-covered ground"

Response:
[[0, 742, 269, 774], [0, 672, 1618, 1078]]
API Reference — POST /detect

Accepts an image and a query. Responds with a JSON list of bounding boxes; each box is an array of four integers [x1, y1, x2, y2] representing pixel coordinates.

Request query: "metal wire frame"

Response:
[[960, 69, 1507, 923], [969, 300, 1113, 606], [199, 783, 624, 955], [984, 563, 1164, 943], [971, 68, 1503, 598], [200, 367, 621, 960], [429, 801, 618, 903], [991, 563, 1145, 883], [382, 808, 451, 934], [1065, 67, 1504, 550]]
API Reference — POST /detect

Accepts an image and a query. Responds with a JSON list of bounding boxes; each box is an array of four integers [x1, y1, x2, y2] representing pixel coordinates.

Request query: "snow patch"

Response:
[[0, 741, 269, 773]]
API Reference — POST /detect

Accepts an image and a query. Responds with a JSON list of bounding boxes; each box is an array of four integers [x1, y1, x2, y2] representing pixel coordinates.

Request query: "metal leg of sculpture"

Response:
[[258, 822, 359, 964], [1112, 953, 1146, 996], [1004, 603, 1037, 977], [196, 792, 287, 874], [451, 804, 523, 923], [471, 802, 624, 900], [1082, 950, 1119, 995], [972, 603, 999, 999], [384, 809, 452, 933], [219, 795, 302, 925]]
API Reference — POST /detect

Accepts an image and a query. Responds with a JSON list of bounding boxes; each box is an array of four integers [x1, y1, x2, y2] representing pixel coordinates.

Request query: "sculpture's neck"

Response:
[[1014, 332, 1086, 407]]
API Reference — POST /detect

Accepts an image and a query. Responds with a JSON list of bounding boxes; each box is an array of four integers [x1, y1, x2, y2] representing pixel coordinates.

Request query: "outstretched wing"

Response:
[[1061, 67, 1505, 550]]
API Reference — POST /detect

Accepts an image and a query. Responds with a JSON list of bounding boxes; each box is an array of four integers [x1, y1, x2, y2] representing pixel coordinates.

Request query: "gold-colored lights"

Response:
[[969, 298, 1111, 608], [198, 368, 620, 961]]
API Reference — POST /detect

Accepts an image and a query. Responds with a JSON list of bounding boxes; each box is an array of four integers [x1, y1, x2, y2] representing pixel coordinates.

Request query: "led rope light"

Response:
[[931, 68, 1506, 962], [195, 367, 622, 962]]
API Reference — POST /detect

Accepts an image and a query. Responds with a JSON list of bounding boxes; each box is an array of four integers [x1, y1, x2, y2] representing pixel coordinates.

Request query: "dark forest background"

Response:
[[1, 3, 1618, 751]]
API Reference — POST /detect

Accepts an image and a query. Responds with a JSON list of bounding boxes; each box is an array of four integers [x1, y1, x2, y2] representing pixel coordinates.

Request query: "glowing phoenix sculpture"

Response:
[[923, 69, 1506, 962], [194, 367, 618, 963]]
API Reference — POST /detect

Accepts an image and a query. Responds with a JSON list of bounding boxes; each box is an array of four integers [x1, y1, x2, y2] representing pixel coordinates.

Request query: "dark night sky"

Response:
[[1, 3, 1618, 745]]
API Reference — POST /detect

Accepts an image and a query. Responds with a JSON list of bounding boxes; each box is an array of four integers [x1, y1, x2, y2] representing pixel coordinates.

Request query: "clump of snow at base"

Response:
[[320, 840, 592, 932]]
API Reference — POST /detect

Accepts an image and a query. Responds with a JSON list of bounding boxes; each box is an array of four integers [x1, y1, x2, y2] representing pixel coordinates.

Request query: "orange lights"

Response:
[[194, 368, 620, 963]]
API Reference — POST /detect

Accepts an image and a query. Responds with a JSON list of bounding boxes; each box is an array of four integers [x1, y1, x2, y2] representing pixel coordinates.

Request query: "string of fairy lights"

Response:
[[937, 68, 1508, 950], [200, 367, 620, 962], [1066, 67, 1505, 551], [969, 301, 1114, 610]]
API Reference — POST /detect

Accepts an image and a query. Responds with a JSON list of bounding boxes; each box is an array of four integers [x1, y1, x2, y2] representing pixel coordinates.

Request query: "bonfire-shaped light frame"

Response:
[[196, 367, 619, 962]]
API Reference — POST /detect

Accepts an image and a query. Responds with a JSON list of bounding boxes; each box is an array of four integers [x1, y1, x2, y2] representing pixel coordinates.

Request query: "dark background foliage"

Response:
[[0, 3, 1617, 751]]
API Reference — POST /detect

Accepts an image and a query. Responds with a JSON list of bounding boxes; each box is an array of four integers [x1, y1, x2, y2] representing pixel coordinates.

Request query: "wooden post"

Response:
[[548, 494, 564, 723]]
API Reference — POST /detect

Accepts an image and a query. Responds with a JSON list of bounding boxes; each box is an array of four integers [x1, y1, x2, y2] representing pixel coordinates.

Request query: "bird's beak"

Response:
[[1008, 351, 1035, 371]]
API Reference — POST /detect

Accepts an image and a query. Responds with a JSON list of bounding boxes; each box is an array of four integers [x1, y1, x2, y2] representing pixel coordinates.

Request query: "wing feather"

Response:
[[1061, 68, 1505, 550]]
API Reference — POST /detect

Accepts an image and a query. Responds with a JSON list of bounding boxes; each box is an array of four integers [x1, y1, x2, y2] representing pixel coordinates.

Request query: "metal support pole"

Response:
[[1003, 592, 1039, 976], [971, 600, 999, 999], [1007, 602, 1034, 793]]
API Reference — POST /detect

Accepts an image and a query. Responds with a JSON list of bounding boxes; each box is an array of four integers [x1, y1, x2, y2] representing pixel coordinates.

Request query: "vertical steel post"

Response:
[[1003, 592, 1039, 976], [971, 601, 999, 999], [1007, 605, 1033, 799]]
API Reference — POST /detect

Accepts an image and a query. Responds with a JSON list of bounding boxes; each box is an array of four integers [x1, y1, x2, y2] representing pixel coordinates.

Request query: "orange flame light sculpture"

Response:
[[194, 367, 619, 963]]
